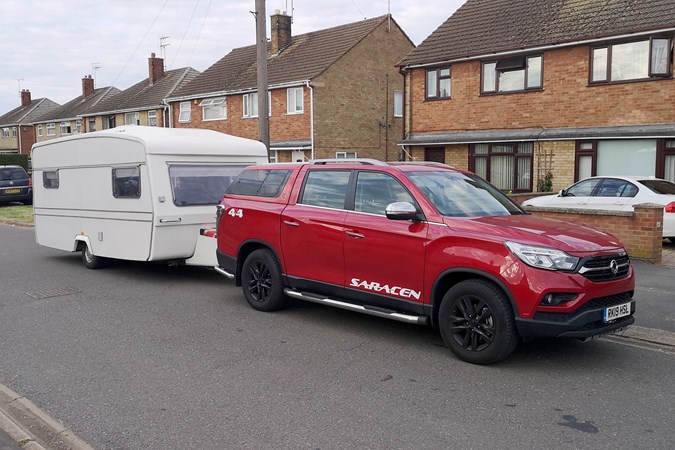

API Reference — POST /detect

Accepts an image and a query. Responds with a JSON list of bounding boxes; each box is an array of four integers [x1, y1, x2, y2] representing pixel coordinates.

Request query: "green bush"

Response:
[[0, 154, 29, 170]]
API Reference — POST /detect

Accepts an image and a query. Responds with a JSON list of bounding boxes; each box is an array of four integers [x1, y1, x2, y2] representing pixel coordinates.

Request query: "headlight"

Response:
[[505, 241, 579, 271]]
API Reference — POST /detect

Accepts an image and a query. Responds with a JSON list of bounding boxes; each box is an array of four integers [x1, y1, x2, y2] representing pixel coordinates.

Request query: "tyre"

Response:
[[438, 279, 518, 365], [81, 244, 107, 269], [241, 249, 286, 311], [22, 198, 33, 206]]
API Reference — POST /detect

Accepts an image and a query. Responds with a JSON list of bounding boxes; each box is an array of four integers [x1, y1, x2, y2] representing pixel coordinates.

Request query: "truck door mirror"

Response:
[[385, 202, 421, 221]]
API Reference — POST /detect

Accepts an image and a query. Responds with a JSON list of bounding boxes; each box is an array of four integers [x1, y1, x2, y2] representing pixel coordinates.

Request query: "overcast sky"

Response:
[[0, 0, 464, 114]]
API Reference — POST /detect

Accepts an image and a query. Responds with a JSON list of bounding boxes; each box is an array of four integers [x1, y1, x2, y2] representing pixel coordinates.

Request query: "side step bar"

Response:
[[284, 289, 429, 326], [214, 266, 235, 280]]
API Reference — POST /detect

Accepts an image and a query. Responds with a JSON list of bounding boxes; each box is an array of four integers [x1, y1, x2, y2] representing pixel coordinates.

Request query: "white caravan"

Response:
[[32, 126, 268, 268]]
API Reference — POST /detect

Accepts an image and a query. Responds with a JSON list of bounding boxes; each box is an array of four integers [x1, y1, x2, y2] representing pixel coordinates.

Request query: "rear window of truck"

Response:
[[228, 169, 291, 198]]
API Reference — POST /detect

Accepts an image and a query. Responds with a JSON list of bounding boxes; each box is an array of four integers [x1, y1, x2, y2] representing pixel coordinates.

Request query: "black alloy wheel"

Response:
[[439, 279, 518, 364], [241, 249, 286, 311]]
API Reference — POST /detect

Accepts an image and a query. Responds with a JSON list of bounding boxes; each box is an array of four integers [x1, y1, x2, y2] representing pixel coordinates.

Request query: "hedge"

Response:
[[0, 154, 29, 170]]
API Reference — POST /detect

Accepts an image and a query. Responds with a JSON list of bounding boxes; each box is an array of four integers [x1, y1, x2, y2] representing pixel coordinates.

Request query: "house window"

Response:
[[470, 142, 533, 192], [75, 120, 82, 133], [426, 67, 451, 99], [200, 97, 227, 120], [11, 127, 16, 138], [88, 119, 96, 132], [60, 122, 72, 135], [243, 93, 258, 118], [46, 123, 56, 136], [336, 151, 357, 159], [393, 90, 403, 117], [482, 55, 543, 93], [591, 38, 672, 83], [37, 125, 43, 137], [112, 166, 141, 199], [103, 115, 116, 130], [287, 87, 303, 114], [1, 128, 8, 138], [178, 101, 191, 122], [125, 112, 140, 125], [148, 110, 157, 126], [576, 139, 675, 183]]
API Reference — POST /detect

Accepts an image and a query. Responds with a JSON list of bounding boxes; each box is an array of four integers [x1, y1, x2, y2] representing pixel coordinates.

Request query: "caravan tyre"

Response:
[[82, 244, 107, 269]]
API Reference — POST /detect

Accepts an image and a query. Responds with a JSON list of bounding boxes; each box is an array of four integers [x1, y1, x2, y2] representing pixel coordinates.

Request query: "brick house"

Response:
[[167, 12, 414, 162], [32, 75, 120, 143], [0, 90, 59, 155], [81, 54, 199, 132], [398, 0, 675, 192]]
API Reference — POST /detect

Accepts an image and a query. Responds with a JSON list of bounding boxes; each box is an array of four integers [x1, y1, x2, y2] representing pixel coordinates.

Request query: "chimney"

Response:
[[270, 10, 292, 54], [21, 89, 31, 107], [148, 53, 165, 86], [82, 75, 95, 97]]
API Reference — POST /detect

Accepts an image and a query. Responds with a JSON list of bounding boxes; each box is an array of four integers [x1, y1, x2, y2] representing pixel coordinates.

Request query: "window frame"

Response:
[[88, 118, 96, 132], [112, 166, 141, 199], [124, 112, 140, 126], [46, 123, 56, 136], [469, 142, 534, 193], [589, 37, 673, 84], [37, 125, 43, 137], [42, 170, 59, 189], [147, 110, 157, 127], [393, 90, 403, 118], [1, 128, 9, 138], [336, 151, 358, 159], [60, 122, 71, 135], [286, 87, 304, 114], [425, 67, 452, 100], [200, 97, 227, 121], [243, 92, 271, 118], [481, 55, 543, 94], [178, 101, 191, 123]]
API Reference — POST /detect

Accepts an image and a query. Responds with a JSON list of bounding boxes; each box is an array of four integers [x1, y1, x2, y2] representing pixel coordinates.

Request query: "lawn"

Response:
[[0, 204, 34, 225]]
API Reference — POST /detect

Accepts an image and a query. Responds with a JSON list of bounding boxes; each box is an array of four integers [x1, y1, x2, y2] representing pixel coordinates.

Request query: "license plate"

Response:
[[604, 302, 631, 322], [4, 188, 20, 194]]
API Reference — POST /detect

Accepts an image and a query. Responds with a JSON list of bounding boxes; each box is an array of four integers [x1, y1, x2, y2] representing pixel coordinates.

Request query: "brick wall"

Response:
[[522, 204, 664, 263], [407, 46, 675, 133], [312, 19, 413, 160]]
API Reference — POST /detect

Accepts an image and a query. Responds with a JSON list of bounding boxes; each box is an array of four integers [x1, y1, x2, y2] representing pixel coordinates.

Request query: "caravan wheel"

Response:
[[81, 244, 107, 269]]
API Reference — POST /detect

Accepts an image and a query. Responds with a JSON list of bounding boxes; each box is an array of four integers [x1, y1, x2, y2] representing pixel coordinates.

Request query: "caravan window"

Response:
[[169, 164, 248, 206], [112, 167, 141, 198], [43, 170, 59, 189]]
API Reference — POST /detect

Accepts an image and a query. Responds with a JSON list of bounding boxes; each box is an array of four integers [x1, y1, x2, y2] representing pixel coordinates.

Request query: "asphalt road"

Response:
[[1, 224, 674, 449]]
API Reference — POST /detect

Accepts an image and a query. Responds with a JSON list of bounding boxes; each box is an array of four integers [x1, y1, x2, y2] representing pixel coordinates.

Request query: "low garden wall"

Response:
[[518, 203, 664, 264]]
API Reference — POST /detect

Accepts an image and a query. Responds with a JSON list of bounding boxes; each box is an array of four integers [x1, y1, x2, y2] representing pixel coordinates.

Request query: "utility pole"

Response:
[[255, 0, 271, 160]]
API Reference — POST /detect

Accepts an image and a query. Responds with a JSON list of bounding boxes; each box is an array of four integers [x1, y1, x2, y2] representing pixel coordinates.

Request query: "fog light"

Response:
[[541, 293, 578, 306]]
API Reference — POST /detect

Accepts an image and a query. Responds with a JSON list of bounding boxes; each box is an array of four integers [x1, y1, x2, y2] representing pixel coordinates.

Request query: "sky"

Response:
[[0, 0, 464, 114]]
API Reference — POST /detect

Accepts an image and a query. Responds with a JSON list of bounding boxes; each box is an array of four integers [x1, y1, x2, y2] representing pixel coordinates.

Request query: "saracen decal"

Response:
[[349, 278, 421, 300]]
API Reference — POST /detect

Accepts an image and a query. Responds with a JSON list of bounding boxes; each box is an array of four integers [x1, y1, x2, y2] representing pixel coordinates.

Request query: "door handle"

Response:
[[159, 218, 182, 223], [283, 220, 300, 227], [346, 231, 364, 239]]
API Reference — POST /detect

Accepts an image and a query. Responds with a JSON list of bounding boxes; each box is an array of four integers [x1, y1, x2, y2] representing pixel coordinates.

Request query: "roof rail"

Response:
[[389, 161, 455, 168], [310, 158, 388, 166]]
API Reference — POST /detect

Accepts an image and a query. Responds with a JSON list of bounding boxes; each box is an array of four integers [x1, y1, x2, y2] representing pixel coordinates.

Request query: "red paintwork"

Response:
[[218, 162, 634, 322]]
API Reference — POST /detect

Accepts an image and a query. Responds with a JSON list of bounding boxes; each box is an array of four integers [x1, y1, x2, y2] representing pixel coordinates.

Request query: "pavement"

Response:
[[0, 224, 673, 449]]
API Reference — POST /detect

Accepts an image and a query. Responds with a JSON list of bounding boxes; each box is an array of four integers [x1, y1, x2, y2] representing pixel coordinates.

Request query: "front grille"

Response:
[[578, 253, 630, 282], [534, 292, 633, 322]]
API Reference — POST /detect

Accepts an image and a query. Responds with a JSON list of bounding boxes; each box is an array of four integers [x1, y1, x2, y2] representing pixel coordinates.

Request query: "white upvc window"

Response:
[[88, 119, 96, 132], [243, 92, 272, 118], [125, 112, 140, 125], [200, 97, 227, 121], [60, 122, 72, 135], [336, 151, 357, 159], [37, 125, 43, 137], [148, 110, 157, 126], [178, 101, 191, 122], [46, 123, 56, 136], [75, 119, 82, 133], [287, 87, 304, 114], [393, 90, 403, 117], [11, 127, 17, 138], [1, 128, 9, 138]]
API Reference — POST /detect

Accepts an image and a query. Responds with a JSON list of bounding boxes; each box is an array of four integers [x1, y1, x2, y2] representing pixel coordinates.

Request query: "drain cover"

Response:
[[26, 287, 81, 299]]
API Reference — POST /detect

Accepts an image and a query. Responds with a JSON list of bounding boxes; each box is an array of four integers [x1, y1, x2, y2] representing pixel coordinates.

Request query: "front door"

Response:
[[343, 171, 428, 309]]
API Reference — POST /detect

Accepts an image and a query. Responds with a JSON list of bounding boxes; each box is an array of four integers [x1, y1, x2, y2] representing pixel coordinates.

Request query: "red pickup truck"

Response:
[[215, 160, 635, 364]]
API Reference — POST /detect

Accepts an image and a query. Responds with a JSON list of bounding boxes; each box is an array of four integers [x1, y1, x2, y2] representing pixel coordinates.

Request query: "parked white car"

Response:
[[522, 176, 675, 241]]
